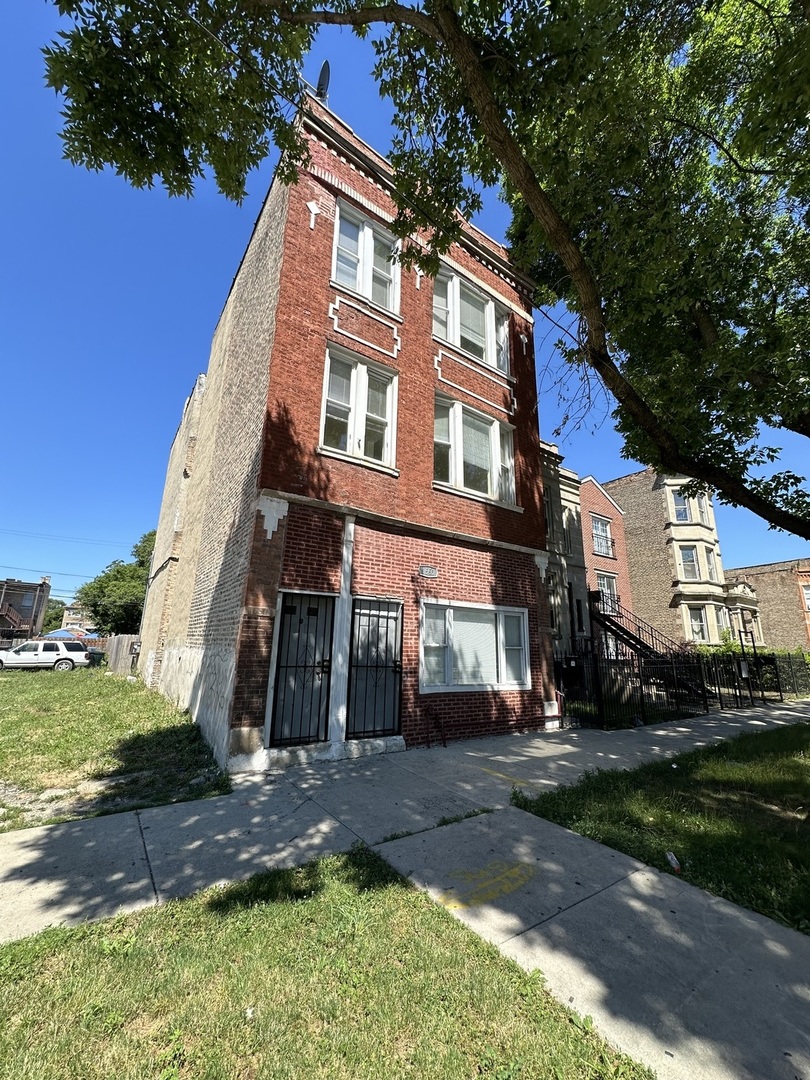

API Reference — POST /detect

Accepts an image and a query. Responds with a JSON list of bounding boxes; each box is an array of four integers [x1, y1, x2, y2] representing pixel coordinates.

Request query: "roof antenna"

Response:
[[315, 60, 330, 103]]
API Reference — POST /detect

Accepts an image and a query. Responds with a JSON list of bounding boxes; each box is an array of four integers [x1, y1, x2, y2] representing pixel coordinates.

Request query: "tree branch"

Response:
[[266, 1, 441, 41]]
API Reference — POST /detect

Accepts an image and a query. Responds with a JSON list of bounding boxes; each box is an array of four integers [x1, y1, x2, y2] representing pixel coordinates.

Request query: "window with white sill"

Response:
[[432, 269, 510, 372], [591, 515, 613, 557], [434, 399, 515, 503], [802, 584, 810, 611], [321, 350, 397, 467], [421, 601, 530, 691], [697, 493, 710, 525], [680, 545, 700, 581], [673, 489, 691, 522], [333, 203, 399, 312]]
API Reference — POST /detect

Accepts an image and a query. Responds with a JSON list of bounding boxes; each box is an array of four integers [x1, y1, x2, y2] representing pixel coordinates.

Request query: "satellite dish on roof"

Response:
[[316, 60, 330, 102]]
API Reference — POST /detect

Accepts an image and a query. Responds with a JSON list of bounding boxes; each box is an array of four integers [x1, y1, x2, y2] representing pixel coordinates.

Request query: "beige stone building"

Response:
[[602, 469, 761, 646], [539, 442, 590, 654], [725, 560, 810, 650]]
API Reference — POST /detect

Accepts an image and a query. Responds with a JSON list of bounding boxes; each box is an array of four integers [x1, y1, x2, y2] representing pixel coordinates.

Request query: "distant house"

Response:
[[139, 97, 561, 771], [61, 602, 97, 635], [0, 577, 51, 647], [539, 442, 590, 654], [601, 469, 762, 646], [725, 560, 810, 651]]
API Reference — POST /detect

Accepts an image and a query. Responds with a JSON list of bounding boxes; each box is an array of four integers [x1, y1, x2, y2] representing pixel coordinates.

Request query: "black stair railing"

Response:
[[588, 591, 684, 658]]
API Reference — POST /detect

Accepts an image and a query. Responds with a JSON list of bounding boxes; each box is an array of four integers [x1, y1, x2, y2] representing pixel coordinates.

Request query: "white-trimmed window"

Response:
[[705, 547, 718, 582], [673, 490, 691, 522], [333, 203, 399, 311], [434, 398, 515, 504], [321, 349, 397, 467], [717, 604, 731, 632], [680, 545, 700, 581], [432, 269, 510, 372], [697, 493, 710, 525], [591, 515, 613, 557], [802, 584, 810, 611], [688, 605, 709, 642], [421, 601, 530, 691], [595, 571, 619, 613]]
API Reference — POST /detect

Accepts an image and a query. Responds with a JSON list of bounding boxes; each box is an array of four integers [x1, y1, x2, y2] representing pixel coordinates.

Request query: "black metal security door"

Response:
[[270, 594, 334, 746], [347, 599, 402, 739]]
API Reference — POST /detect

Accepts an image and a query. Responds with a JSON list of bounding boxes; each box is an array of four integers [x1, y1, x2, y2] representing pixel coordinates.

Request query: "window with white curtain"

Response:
[[434, 398, 515, 503], [421, 601, 530, 691], [687, 605, 708, 641], [432, 268, 510, 372], [333, 203, 399, 311], [680, 545, 700, 581]]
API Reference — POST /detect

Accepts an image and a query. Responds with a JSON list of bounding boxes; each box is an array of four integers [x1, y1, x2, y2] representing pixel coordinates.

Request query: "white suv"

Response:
[[0, 640, 91, 671]]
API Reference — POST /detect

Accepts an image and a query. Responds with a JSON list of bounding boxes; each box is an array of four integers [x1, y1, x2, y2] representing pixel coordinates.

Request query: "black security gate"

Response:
[[347, 599, 402, 739], [269, 594, 334, 746]]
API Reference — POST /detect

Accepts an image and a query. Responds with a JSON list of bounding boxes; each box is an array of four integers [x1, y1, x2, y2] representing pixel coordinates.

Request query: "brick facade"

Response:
[[140, 99, 556, 770], [579, 477, 634, 610], [726, 560, 810, 650]]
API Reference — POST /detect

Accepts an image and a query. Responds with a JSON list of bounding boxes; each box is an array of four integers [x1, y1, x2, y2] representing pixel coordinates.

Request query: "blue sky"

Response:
[[3, 4, 807, 610]]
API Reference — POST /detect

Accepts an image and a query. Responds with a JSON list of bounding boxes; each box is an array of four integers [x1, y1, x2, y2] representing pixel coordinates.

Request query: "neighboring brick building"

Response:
[[725, 560, 810, 650], [602, 469, 761, 646], [579, 476, 633, 613], [0, 577, 51, 647], [139, 98, 558, 770]]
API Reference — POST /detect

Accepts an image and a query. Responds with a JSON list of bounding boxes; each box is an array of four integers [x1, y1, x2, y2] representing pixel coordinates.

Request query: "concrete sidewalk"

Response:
[[1, 700, 809, 1079]]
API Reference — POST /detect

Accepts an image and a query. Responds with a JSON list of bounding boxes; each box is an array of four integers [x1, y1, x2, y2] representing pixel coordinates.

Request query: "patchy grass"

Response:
[[0, 846, 652, 1080], [0, 670, 229, 831], [512, 722, 810, 934]]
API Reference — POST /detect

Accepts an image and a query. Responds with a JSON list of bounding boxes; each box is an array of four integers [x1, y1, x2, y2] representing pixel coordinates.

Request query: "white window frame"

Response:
[[680, 545, 700, 581], [332, 202, 400, 313], [591, 515, 613, 557], [705, 547, 718, 582], [802, 584, 810, 611], [419, 599, 531, 693], [432, 268, 510, 373], [687, 605, 709, 642], [716, 604, 731, 632], [673, 490, 691, 522], [697, 493, 710, 525], [433, 397, 516, 505], [319, 347, 398, 469], [595, 571, 619, 613]]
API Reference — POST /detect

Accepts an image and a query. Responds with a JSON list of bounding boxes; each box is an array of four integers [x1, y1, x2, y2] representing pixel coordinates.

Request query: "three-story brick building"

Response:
[[139, 99, 558, 770]]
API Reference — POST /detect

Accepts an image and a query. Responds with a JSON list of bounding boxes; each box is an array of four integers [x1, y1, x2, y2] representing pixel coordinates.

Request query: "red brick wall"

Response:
[[259, 127, 544, 553], [279, 505, 344, 593], [579, 479, 634, 611], [352, 520, 551, 746]]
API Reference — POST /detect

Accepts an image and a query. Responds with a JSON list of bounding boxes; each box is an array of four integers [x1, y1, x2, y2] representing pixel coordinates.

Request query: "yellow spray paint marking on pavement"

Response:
[[472, 764, 546, 792], [438, 860, 535, 910]]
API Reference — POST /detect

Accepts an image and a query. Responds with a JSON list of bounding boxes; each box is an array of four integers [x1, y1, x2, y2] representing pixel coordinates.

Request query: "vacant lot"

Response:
[[513, 722, 810, 934], [0, 845, 652, 1080], [0, 670, 229, 832]]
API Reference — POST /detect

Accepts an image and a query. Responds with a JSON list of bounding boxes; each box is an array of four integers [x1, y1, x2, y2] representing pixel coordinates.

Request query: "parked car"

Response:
[[0, 640, 91, 671]]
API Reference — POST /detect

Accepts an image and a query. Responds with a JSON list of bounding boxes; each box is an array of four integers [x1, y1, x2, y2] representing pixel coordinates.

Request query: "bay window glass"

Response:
[[673, 490, 691, 522], [680, 545, 699, 581], [688, 605, 708, 641]]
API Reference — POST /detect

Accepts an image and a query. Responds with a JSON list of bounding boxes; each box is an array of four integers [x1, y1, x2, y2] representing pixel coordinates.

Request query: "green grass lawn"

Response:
[[0, 846, 651, 1080], [0, 669, 229, 831], [513, 722, 810, 934]]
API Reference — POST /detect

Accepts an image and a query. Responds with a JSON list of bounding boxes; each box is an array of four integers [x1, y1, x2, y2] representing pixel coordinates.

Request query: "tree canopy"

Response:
[[44, 0, 810, 538], [75, 530, 156, 636], [41, 599, 67, 636]]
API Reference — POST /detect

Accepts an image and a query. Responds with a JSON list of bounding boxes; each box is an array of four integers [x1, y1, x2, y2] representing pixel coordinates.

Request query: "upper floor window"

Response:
[[591, 515, 614, 557], [321, 349, 397, 468], [434, 398, 515, 504], [333, 204, 398, 312], [705, 547, 718, 582], [680, 545, 700, 581], [673, 490, 691, 522], [421, 601, 530, 691], [697, 493, 710, 525], [543, 492, 555, 540], [432, 269, 510, 372], [802, 584, 810, 611]]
